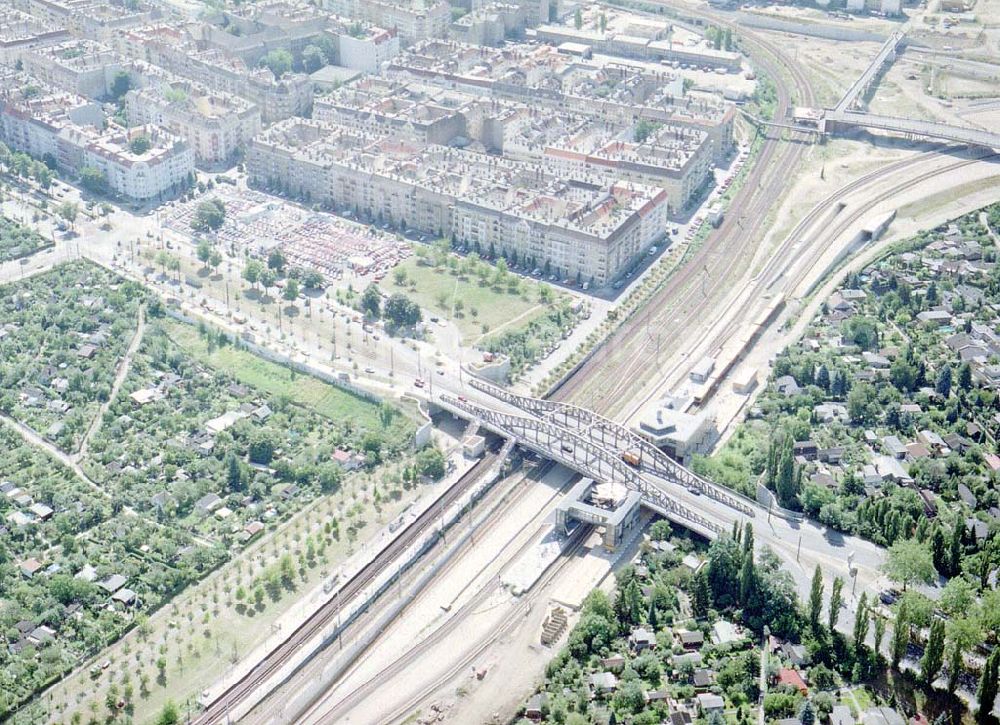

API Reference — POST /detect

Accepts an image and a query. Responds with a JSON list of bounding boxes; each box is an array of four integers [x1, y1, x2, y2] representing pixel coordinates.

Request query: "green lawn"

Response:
[[381, 256, 559, 343], [166, 320, 410, 434]]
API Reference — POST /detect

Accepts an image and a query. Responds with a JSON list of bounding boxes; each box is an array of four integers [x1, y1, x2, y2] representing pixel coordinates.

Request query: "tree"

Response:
[[853, 592, 870, 653], [947, 616, 982, 693], [891, 598, 909, 669], [79, 166, 108, 195], [874, 613, 887, 661], [574, 7, 583, 29], [958, 362, 973, 392], [260, 268, 277, 297], [615, 578, 644, 627], [692, 568, 711, 618], [225, 451, 244, 492], [932, 526, 949, 574], [209, 249, 223, 273], [283, 278, 299, 303], [829, 576, 844, 632], [261, 49, 293, 79], [816, 365, 831, 391], [773, 432, 799, 508], [110, 71, 132, 100], [599, 12, 607, 32], [317, 462, 343, 493], [248, 431, 276, 465], [267, 249, 286, 273], [57, 201, 79, 227], [939, 577, 976, 618], [415, 447, 446, 480], [847, 382, 878, 425], [978, 649, 1000, 720], [635, 119, 661, 143], [922, 617, 946, 685], [937, 365, 953, 398], [384, 293, 422, 330], [739, 547, 756, 607], [361, 284, 382, 318], [800, 701, 816, 725], [809, 565, 824, 632], [156, 701, 180, 725], [191, 199, 226, 233], [129, 134, 151, 155], [243, 259, 263, 290], [301, 44, 328, 73], [197, 239, 212, 267], [883, 539, 937, 591], [303, 269, 324, 289]]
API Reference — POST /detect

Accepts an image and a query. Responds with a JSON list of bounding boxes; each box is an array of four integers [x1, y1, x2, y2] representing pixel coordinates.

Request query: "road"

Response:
[[0, 411, 108, 500], [75, 304, 146, 462]]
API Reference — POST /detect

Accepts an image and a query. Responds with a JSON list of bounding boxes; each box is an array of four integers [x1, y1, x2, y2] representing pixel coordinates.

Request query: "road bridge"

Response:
[[824, 110, 1000, 150], [466, 378, 756, 515], [439, 393, 727, 538], [834, 31, 906, 113]]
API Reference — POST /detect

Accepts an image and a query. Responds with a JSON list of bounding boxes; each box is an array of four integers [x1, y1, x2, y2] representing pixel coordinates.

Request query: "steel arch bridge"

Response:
[[466, 379, 755, 516], [440, 394, 723, 537]]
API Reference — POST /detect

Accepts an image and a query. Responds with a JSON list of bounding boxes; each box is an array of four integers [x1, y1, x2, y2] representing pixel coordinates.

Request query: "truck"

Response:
[[621, 449, 642, 467]]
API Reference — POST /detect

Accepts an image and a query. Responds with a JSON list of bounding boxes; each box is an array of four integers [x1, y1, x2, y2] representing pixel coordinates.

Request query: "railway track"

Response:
[[619, 147, 997, 421], [550, 12, 816, 415], [299, 523, 592, 724], [244, 459, 563, 723], [193, 447, 503, 725]]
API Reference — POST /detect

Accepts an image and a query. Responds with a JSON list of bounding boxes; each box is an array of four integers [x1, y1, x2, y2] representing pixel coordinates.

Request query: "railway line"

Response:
[[619, 146, 999, 421], [243, 458, 565, 723], [550, 11, 817, 415], [193, 447, 504, 725], [297, 522, 593, 725]]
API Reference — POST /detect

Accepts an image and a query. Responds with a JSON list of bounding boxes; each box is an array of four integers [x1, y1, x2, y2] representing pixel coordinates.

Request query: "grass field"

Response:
[[381, 256, 559, 343], [166, 320, 413, 435]]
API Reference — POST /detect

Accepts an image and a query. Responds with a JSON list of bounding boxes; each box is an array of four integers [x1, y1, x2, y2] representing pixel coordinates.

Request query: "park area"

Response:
[[0, 261, 435, 722], [381, 249, 568, 345]]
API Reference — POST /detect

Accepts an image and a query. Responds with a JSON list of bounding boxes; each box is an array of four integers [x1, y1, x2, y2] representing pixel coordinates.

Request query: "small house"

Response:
[[696, 693, 724, 715], [777, 667, 808, 695], [589, 671, 618, 695]]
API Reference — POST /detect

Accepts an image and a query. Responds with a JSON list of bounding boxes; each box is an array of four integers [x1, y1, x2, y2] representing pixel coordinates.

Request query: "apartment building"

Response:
[[19, 39, 127, 99], [314, 74, 712, 213], [450, 3, 525, 46], [248, 118, 668, 285], [115, 24, 313, 121], [320, 0, 450, 44], [387, 40, 735, 162], [534, 8, 742, 71], [0, 8, 70, 66], [13, 0, 161, 39], [124, 79, 262, 167], [0, 73, 193, 200], [338, 25, 400, 73]]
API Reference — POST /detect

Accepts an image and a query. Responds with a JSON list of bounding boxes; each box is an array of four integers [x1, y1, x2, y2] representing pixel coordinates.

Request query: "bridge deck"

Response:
[[826, 110, 1000, 150], [834, 31, 904, 113]]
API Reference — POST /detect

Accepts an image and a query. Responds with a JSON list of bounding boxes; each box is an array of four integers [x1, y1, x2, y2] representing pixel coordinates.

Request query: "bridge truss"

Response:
[[466, 379, 755, 516], [442, 394, 723, 536]]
